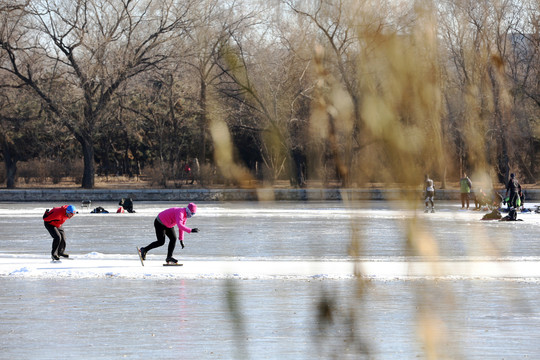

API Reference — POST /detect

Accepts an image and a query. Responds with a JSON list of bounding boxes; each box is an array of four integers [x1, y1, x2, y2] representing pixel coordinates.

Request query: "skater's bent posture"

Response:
[[43, 205, 77, 260], [139, 203, 199, 264]]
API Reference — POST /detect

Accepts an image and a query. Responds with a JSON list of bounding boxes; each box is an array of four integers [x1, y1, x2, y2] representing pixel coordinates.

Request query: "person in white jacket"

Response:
[[424, 175, 435, 213]]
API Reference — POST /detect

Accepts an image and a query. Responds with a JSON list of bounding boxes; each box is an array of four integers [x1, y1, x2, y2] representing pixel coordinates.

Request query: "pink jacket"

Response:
[[157, 207, 192, 240]]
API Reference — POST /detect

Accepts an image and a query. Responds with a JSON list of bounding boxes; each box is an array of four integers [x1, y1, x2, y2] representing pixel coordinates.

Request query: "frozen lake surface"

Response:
[[1, 200, 540, 359]]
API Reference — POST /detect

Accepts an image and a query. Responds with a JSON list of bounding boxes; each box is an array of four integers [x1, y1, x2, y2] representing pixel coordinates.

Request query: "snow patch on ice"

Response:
[[2, 253, 540, 281], [10, 267, 29, 275]]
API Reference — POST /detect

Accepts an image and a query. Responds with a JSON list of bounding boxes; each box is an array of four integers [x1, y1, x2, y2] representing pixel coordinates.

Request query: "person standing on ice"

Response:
[[139, 203, 199, 264], [505, 173, 522, 209], [459, 172, 473, 209], [43, 205, 77, 261], [424, 174, 435, 213]]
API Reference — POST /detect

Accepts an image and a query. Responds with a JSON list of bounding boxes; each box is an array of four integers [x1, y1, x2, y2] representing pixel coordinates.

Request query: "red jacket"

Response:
[[43, 206, 71, 228]]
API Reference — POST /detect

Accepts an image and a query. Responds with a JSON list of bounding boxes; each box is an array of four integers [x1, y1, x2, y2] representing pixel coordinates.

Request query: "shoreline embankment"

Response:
[[1, 188, 538, 202]]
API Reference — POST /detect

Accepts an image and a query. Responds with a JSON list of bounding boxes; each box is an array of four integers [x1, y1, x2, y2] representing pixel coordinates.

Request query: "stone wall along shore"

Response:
[[1, 188, 536, 202]]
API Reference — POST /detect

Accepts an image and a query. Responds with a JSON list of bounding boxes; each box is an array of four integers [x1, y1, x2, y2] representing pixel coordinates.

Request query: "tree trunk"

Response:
[[80, 137, 95, 189], [4, 153, 17, 189], [441, 166, 447, 190], [489, 67, 510, 185], [199, 78, 208, 164], [291, 148, 306, 188], [1, 139, 17, 188]]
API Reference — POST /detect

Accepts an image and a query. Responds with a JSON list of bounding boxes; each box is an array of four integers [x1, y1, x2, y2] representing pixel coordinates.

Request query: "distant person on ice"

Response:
[[43, 205, 77, 261], [460, 173, 473, 209], [139, 203, 199, 264], [505, 173, 522, 209], [424, 174, 435, 213], [118, 198, 135, 213]]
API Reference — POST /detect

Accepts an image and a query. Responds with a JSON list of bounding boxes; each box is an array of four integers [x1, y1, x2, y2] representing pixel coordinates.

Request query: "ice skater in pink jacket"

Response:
[[139, 203, 199, 264]]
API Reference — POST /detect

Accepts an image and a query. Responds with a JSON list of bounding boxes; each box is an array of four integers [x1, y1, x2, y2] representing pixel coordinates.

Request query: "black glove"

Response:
[[180, 240, 185, 249], [191, 228, 199, 233]]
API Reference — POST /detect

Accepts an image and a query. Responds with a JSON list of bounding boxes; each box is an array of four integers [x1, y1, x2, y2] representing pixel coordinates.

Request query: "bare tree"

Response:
[[180, 0, 259, 167], [215, 2, 316, 186], [0, 0, 39, 188], [0, 0, 194, 188], [284, 0, 364, 186], [438, 0, 530, 184], [505, 0, 540, 180], [115, 69, 193, 186]]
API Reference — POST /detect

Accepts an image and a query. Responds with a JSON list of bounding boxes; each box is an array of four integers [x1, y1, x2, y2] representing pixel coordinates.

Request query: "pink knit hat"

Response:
[[187, 203, 197, 216]]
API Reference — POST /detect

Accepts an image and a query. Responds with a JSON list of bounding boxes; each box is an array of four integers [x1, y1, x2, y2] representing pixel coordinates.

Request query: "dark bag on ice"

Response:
[[482, 209, 501, 220]]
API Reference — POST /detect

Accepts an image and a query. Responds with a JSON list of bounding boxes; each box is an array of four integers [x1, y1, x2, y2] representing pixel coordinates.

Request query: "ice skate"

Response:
[[136, 247, 145, 266], [139, 247, 146, 260], [163, 257, 183, 266]]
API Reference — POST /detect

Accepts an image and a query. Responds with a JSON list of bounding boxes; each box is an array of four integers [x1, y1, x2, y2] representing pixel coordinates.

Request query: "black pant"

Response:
[[508, 192, 520, 208], [45, 222, 66, 257], [144, 218, 178, 259]]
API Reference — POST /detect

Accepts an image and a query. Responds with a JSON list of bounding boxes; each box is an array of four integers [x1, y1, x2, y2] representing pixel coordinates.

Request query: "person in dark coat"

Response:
[[505, 173, 522, 209]]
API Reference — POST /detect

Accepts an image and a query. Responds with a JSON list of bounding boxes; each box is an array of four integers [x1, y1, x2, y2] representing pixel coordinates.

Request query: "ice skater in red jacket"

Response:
[[43, 205, 77, 261], [139, 203, 199, 264]]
